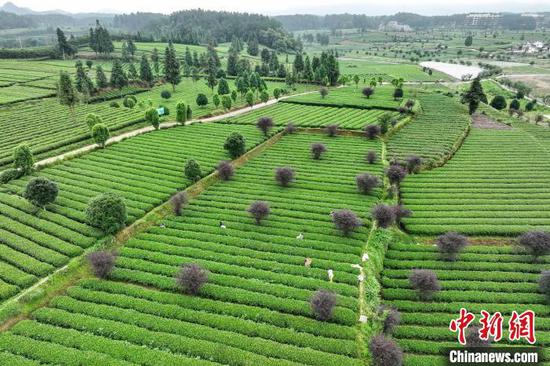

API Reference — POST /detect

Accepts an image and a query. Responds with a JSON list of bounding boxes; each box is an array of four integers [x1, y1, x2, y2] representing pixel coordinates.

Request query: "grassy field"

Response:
[[382, 240, 550, 366], [387, 92, 471, 167], [224, 102, 400, 129], [400, 126, 550, 235], [0, 131, 383, 365], [0, 123, 267, 301]]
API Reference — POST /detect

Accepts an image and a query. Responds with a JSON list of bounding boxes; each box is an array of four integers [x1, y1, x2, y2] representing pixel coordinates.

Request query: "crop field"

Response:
[[0, 132, 383, 365], [400, 127, 550, 235], [0, 123, 267, 300], [0, 84, 55, 105], [387, 92, 471, 166], [283, 85, 405, 109], [0, 78, 311, 168], [382, 241, 550, 366], [339, 61, 451, 81], [224, 102, 399, 129]]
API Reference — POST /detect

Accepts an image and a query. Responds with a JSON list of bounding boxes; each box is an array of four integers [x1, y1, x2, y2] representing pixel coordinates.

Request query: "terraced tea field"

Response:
[[224, 102, 399, 129], [387, 92, 470, 167], [401, 127, 550, 235], [283, 85, 405, 109], [0, 123, 267, 301], [382, 241, 550, 366], [0, 84, 56, 105], [0, 132, 383, 365]]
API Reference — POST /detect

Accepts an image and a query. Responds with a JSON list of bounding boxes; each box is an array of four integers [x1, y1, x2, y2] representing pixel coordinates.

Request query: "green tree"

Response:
[[92, 123, 110, 148], [151, 47, 160, 76], [206, 56, 218, 93], [13, 143, 34, 174], [353, 75, 360, 89], [24, 177, 58, 209], [75, 60, 94, 94], [95, 65, 108, 89], [393, 88, 404, 100], [231, 90, 238, 102], [127, 63, 138, 80], [293, 53, 304, 74], [139, 54, 154, 86], [224, 132, 246, 158], [221, 95, 232, 110], [57, 71, 78, 121], [213, 94, 220, 108], [56, 28, 75, 59], [226, 50, 239, 76], [490, 95, 507, 110], [127, 39, 136, 58], [164, 42, 181, 91], [145, 108, 160, 129], [86, 192, 127, 234], [186, 105, 192, 120], [247, 37, 259, 56], [196, 93, 208, 107], [245, 90, 254, 106], [465, 35, 473, 46], [86, 113, 102, 130], [461, 77, 486, 114], [260, 90, 269, 103], [510, 99, 520, 110], [176, 102, 187, 123], [185, 160, 202, 182], [110, 59, 128, 90], [273, 88, 281, 99], [217, 78, 230, 95]]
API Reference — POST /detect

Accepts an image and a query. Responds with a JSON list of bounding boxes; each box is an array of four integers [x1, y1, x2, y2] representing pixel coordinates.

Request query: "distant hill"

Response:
[[0, 1, 71, 15]]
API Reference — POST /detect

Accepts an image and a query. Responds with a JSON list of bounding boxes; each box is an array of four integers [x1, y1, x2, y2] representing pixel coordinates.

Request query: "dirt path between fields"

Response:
[[34, 89, 319, 169]]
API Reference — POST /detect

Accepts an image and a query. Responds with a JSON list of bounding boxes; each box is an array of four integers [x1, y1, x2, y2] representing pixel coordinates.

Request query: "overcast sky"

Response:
[[7, 0, 550, 15]]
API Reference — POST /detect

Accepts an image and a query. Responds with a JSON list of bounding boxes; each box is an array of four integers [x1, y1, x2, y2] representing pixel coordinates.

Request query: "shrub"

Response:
[[145, 107, 160, 130], [310, 289, 337, 321], [539, 271, 550, 302], [366, 151, 377, 164], [437, 232, 469, 261], [245, 91, 254, 106], [13, 143, 34, 174], [409, 269, 441, 301], [355, 173, 380, 194], [223, 132, 246, 158], [365, 124, 381, 139], [213, 94, 220, 107], [221, 95, 232, 110], [257, 117, 274, 136], [525, 101, 535, 111], [405, 99, 415, 109], [85, 192, 127, 234], [325, 124, 338, 137], [88, 251, 115, 279], [196, 93, 208, 107], [186, 105, 192, 120], [362, 87, 374, 99], [369, 335, 403, 366], [465, 326, 491, 348], [311, 143, 327, 160], [184, 159, 202, 182], [176, 263, 208, 295], [392, 205, 412, 224], [319, 87, 329, 99], [161, 90, 171, 99], [332, 209, 362, 236], [386, 164, 407, 186], [92, 123, 110, 148], [217, 161, 234, 181], [509, 98, 520, 110], [285, 123, 296, 134], [23, 177, 58, 208], [405, 155, 423, 173], [110, 101, 120, 108], [490, 95, 507, 110], [518, 231, 550, 260], [275, 167, 295, 187], [382, 306, 401, 335], [123, 95, 137, 108], [372, 204, 395, 228], [171, 192, 188, 216], [273, 88, 281, 100], [248, 201, 270, 224], [0, 168, 23, 184], [176, 102, 187, 123]]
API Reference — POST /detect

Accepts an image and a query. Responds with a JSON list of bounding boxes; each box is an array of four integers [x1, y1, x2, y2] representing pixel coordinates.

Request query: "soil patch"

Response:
[[472, 113, 511, 130]]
